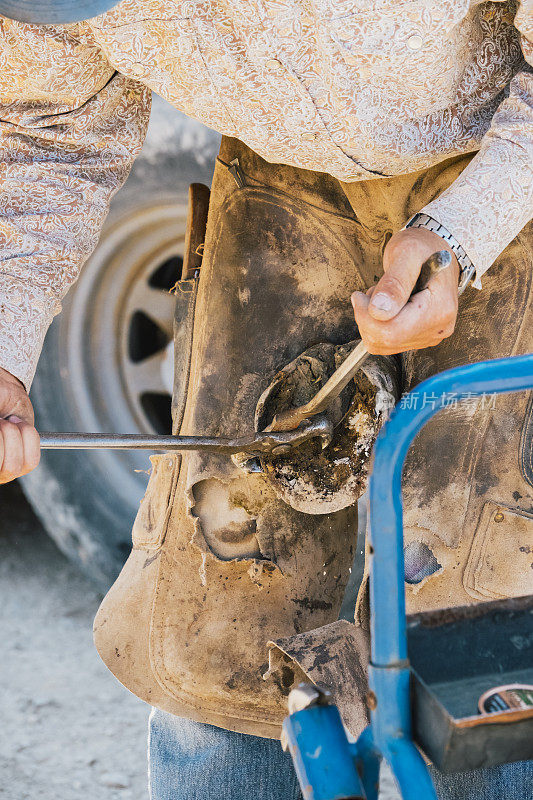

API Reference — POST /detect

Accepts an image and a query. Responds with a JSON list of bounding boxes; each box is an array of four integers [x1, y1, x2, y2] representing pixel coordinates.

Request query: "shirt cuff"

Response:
[[421, 140, 533, 289], [0, 276, 60, 392]]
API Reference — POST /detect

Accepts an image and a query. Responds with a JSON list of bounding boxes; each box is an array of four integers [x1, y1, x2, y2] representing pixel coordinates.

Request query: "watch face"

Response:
[[0, 0, 120, 23]]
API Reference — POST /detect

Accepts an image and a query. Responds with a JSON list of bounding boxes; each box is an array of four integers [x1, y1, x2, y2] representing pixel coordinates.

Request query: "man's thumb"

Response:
[[368, 257, 421, 322]]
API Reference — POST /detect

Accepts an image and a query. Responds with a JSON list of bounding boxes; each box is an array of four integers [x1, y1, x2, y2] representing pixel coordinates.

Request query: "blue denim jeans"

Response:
[[148, 710, 302, 800], [148, 709, 533, 800]]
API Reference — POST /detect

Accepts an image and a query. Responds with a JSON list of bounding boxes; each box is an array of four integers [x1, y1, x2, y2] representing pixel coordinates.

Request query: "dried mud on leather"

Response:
[[258, 343, 380, 513]]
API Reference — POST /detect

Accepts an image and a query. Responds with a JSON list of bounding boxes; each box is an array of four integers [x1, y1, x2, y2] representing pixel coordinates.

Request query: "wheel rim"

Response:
[[119, 239, 180, 434], [58, 201, 188, 509]]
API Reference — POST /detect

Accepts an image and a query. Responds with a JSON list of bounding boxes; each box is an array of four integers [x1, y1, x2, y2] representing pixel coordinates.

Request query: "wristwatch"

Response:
[[405, 212, 476, 295]]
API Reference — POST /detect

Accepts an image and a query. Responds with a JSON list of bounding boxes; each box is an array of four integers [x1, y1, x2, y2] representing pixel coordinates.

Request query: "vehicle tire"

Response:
[[21, 100, 220, 589]]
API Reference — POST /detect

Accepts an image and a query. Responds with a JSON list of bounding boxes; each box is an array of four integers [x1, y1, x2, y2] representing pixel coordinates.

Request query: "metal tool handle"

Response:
[[411, 248, 452, 295], [39, 433, 208, 451], [268, 250, 454, 431], [38, 416, 333, 455]]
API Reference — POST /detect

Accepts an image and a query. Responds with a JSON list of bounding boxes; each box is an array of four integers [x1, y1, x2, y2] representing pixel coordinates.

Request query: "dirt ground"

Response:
[[0, 483, 150, 800]]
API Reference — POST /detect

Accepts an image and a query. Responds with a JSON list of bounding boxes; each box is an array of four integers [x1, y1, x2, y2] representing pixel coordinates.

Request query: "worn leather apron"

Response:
[[94, 138, 533, 738]]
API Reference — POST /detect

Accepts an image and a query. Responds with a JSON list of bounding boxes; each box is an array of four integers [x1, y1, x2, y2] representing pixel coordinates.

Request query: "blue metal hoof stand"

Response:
[[282, 354, 533, 800]]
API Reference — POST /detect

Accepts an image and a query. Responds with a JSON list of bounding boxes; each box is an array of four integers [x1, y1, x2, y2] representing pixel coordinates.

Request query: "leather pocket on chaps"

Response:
[[131, 455, 180, 549], [463, 501, 533, 600]]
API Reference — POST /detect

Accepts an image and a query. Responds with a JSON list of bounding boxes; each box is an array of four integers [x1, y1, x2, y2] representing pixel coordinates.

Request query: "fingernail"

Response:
[[370, 293, 393, 312], [7, 415, 22, 424]]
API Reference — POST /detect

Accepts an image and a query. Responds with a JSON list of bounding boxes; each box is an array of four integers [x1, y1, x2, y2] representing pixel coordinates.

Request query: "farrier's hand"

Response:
[[351, 227, 460, 355], [0, 367, 40, 483]]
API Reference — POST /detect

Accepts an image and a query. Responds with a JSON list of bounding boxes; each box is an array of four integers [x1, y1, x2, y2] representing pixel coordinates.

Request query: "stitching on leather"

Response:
[[171, 276, 199, 435], [463, 501, 533, 600], [133, 456, 181, 549], [519, 392, 533, 489], [215, 157, 363, 226]]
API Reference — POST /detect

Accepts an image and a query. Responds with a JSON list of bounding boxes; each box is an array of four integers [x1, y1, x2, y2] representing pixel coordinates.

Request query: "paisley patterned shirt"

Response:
[[0, 0, 532, 388]]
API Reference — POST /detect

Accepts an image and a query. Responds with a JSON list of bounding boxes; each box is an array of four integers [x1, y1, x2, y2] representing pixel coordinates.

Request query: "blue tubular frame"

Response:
[[361, 353, 533, 799], [284, 354, 533, 800]]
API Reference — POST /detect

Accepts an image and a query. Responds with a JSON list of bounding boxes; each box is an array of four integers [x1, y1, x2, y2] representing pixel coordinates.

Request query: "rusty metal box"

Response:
[[407, 595, 533, 773]]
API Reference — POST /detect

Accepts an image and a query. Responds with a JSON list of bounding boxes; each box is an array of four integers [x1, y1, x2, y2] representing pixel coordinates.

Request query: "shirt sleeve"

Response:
[[0, 18, 151, 390], [421, 1, 533, 288]]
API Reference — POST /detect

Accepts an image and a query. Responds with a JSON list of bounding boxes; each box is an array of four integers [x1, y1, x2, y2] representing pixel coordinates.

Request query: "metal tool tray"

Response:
[[408, 594, 533, 773]]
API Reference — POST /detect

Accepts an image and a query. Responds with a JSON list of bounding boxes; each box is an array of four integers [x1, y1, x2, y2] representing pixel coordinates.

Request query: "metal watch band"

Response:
[[405, 212, 476, 295]]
